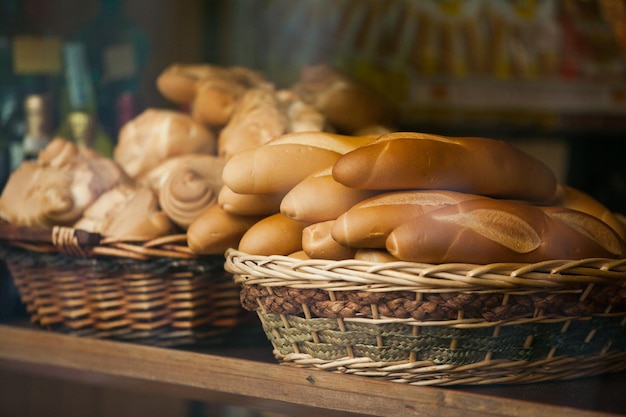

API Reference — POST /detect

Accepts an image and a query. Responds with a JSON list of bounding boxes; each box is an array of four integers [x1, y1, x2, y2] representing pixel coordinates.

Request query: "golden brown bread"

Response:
[[332, 190, 487, 248], [114, 109, 217, 178], [267, 131, 378, 154], [291, 64, 397, 134], [280, 166, 378, 223], [217, 87, 289, 159], [221, 143, 341, 194], [332, 132, 558, 203], [187, 204, 262, 255], [386, 199, 626, 264], [354, 249, 399, 263], [302, 220, 357, 260], [218, 185, 284, 217], [548, 184, 625, 239], [238, 213, 308, 256]]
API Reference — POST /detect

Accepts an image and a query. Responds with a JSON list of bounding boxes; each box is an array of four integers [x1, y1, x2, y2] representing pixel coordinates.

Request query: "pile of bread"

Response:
[[1, 62, 624, 265], [0, 63, 395, 242]]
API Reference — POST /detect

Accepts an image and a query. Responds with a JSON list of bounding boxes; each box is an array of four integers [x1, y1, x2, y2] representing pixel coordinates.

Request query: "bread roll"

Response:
[[386, 199, 625, 264], [217, 88, 289, 159], [187, 204, 262, 255], [75, 185, 175, 239], [222, 144, 341, 194], [267, 131, 378, 154], [292, 64, 397, 134], [332, 190, 487, 248], [0, 139, 129, 228], [332, 132, 558, 203], [238, 213, 308, 256], [288, 250, 311, 260], [302, 220, 357, 260], [114, 109, 217, 178], [354, 249, 399, 263], [281, 166, 378, 223], [218, 185, 284, 216], [549, 184, 625, 239]]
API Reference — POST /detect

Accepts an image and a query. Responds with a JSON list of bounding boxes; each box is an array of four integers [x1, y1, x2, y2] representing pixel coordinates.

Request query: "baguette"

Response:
[[332, 132, 558, 203], [238, 213, 308, 255], [187, 204, 262, 255], [267, 131, 378, 154], [332, 190, 487, 248], [386, 199, 625, 264], [280, 166, 378, 223], [302, 220, 357, 260], [221, 143, 341, 194]]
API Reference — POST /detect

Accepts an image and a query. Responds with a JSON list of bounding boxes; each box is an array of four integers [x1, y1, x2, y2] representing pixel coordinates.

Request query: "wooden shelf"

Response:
[[0, 323, 625, 417]]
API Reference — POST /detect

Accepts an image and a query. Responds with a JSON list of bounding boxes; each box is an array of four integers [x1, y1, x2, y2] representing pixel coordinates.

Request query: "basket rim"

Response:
[[225, 248, 626, 290]]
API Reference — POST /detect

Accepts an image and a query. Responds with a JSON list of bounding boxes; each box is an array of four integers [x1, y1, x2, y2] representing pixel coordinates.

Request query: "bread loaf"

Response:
[[302, 220, 357, 260], [386, 199, 626, 264], [280, 166, 378, 223], [549, 184, 625, 239], [187, 204, 262, 255], [354, 249, 399, 263], [332, 132, 558, 203], [221, 143, 341, 194], [332, 190, 487, 248], [238, 213, 308, 256], [218, 185, 284, 216]]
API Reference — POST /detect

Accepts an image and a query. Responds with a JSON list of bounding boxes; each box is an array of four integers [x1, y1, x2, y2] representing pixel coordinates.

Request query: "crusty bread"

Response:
[[221, 143, 341, 194], [114, 109, 216, 179], [386, 199, 626, 264], [187, 204, 262, 255], [332, 190, 487, 248], [280, 166, 378, 223], [332, 132, 558, 203], [302, 220, 357, 260], [238, 213, 308, 255], [218, 185, 284, 216], [217, 87, 289, 159], [549, 184, 626, 239], [267, 131, 378, 154], [354, 249, 399, 263]]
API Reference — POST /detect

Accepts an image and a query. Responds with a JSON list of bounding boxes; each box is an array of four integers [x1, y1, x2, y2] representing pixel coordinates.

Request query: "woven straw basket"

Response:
[[0, 222, 245, 347], [226, 249, 626, 386]]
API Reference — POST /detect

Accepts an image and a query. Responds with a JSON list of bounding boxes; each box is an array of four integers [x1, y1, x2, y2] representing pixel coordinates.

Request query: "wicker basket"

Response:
[[226, 249, 626, 385], [0, 222, 245, 347]]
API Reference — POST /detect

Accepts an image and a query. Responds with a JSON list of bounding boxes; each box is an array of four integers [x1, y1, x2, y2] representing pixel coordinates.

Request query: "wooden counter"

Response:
[[0, 322, 625, 417]]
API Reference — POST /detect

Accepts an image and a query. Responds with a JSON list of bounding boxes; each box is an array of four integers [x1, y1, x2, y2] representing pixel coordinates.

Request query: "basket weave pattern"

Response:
[[227, 249, 626, 385], [1, 225, 244, 346]]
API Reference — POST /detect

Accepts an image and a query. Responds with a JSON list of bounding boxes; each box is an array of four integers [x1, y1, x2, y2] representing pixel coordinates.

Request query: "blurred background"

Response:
[[1, 0, 626, 416]]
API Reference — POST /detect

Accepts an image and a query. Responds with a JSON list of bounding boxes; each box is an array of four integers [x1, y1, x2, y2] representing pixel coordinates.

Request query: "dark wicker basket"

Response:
[[226, 249, 626, 385], [0, 223, 245, 347]]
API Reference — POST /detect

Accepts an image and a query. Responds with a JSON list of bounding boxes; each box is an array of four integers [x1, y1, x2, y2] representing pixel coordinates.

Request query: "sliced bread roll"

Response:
[[332, 190, 487, 248], [386, 199, 626, 264]]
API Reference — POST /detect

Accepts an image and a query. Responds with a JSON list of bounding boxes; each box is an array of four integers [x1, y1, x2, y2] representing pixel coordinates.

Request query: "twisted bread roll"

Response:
[[114, 109, 216, 178], [0, 139, 129, 228], [74, 185, 175, 239], [217, 88, 289, 159], [140, 154, 225, 229], [386, 199, 626, 264], [332, 190, 487, 248], [332, 132, 558, 203]]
